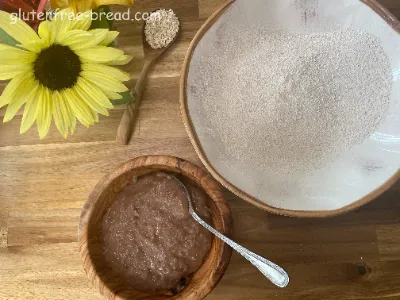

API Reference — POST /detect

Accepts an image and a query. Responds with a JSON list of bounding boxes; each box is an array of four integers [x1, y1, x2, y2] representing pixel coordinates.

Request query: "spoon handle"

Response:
[[191, 211, 289, 288], [116, 59, 153, 145]]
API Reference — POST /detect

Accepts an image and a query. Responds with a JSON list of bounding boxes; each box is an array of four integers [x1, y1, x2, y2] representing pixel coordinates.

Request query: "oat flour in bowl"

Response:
[[189, 30, 392, 175], [188, 8, 392, 178], [186, 0, 398, 211]]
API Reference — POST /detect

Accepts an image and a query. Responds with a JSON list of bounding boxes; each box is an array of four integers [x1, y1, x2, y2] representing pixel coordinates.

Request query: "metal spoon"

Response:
[[173, 176, 290, 288]]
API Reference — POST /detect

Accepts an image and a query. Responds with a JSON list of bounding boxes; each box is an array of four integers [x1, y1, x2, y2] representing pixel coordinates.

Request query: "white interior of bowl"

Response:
[[186, 0, 400, 211]]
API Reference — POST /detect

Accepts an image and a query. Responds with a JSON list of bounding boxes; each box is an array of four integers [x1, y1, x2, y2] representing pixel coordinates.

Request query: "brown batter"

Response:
[[101, 172, 213, 292]]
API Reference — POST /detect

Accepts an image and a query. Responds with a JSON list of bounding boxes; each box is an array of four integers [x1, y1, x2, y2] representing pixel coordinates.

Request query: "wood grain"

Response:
[[0, 0, 400, 299]]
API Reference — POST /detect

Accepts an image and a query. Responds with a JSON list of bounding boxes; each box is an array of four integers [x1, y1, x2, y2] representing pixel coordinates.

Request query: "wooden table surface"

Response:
[[1, 1, 400, 299]]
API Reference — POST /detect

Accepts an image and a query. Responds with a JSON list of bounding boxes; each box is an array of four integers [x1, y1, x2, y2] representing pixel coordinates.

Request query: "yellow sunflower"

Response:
[[0, 9, 132, 139]]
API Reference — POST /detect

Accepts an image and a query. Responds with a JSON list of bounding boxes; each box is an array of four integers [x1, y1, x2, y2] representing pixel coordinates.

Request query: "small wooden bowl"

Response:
[[78, 155, 233, 300]]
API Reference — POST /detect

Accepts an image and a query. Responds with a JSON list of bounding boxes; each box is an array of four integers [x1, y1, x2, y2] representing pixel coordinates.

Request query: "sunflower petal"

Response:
[[53, 9, 73, 43], [0, 44, 19, 51], [0, 11, 40, 48], [53, 91, 70, 138], [0, 45, 36, 65], [64, 88, 95, 127], [36, 87, 54, 139], [70, 10, 92, 31], [4, 78, 38, 123], [88, 29, 109, 46], [82, 71, 128, 93], [76, 46, 125, 64], [100, 31, 119, 46], [63, 29, 108, 51], [99, 89, 123, 100], [106, 55, 133, 66], [0, 64, 32, 80], [59, 30, 92, 49], [59, 91, 74, 129], [20, 84, 41, 134], [38, 21, 52, 47], [19, 40, 47, 53], [70, 115, 77, 134], [82, 63, 130, 82], [0, 72, 31, 108], [75, 77, 112, 115], [91, 110, 99, 122], [60, 89, 76, 134]]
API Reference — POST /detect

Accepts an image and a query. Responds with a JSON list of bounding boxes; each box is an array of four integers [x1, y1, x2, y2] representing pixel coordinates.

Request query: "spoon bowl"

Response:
[[142, 9, 181, 61]]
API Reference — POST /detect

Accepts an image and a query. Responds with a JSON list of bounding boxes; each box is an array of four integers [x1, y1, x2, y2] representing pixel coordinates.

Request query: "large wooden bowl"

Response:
[[78, 156, 233, 300], [180, 0, 400, 218]]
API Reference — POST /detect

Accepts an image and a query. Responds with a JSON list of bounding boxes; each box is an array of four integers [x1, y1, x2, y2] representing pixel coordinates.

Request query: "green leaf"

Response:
[[111, 91, 135, 106], [90, 5, 113, 30], [0, 28, 19, 47]]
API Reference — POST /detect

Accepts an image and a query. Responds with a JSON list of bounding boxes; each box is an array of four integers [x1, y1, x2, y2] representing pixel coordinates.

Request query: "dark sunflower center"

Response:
[[34, 44, 82, 91]]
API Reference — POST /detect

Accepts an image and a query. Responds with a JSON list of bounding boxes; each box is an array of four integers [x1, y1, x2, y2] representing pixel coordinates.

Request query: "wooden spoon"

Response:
[[116, 13, 180, 145]]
